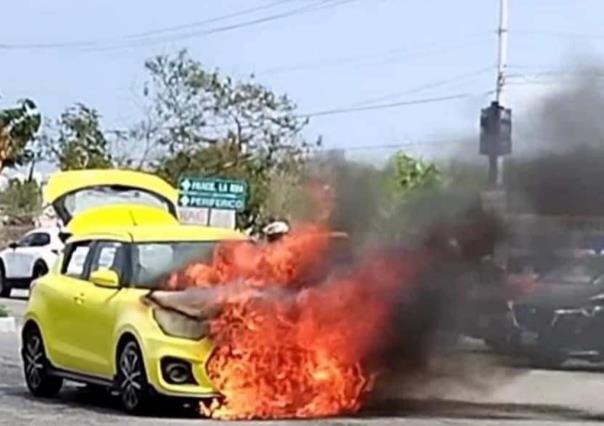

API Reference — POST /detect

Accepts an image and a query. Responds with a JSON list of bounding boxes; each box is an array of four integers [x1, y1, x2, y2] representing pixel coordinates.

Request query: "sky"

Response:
[[1, 0, 604, 168]]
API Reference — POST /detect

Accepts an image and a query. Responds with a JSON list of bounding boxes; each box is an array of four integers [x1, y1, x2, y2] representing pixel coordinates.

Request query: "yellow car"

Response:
[[22, 169, 246, 413]]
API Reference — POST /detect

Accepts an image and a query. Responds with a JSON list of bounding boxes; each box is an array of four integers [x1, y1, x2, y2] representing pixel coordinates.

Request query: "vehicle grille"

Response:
[[513, 305, 554, 332]]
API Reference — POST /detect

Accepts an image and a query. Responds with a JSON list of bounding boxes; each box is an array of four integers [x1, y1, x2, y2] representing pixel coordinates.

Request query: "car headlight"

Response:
[[152, 308, 210, 341], [581, 294, 604, 316], [583, 303, 604, 316]]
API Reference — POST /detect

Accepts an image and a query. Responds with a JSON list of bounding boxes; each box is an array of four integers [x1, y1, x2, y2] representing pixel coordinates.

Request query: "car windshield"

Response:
[[61, 186, 171, 219], [541, 258, 604, 285], [131, 241, 219, 289]]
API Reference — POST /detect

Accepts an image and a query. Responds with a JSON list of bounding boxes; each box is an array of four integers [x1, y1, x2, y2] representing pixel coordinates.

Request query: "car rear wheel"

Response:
[[116, 340, 152, 414], [32, 262, 48, 280], [0, 267, 10, 298], [21, 325, 63, 397]]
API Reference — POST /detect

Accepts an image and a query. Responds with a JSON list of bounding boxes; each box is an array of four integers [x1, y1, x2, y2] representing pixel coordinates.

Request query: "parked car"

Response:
[[505, 255, 604, 367], [0, 227, 63, 298], [22, 168, 251, 413], [22, 221, 246, 413]]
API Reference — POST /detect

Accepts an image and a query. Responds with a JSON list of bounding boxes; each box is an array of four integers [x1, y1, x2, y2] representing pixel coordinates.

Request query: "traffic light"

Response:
[[480, 101, 512, 156]]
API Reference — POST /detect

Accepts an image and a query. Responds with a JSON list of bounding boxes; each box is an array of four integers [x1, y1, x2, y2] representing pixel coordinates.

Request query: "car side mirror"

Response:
[[90, 268, 120, 289], [8, 242, 17, 250], [58, 232, 71, 244]]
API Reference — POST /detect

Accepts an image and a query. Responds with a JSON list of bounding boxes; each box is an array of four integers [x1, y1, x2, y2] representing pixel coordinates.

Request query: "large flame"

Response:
[[163, 223, 421, 420]]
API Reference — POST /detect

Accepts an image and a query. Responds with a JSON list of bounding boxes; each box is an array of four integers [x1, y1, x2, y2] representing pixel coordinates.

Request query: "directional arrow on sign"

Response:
[[180, 195, 190, 206], [180, 179, 191, 191]]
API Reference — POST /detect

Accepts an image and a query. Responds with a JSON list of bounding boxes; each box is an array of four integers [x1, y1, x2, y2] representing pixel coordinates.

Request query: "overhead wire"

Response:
[[125, 0, 298, 40], [349, 65, 495, 107], [0, 0, 356, 52], [257, 34, 492, 76], [513, 30, 604, 41], [298, 91, 491, 119], [314, 137, 468, 152], [86, 0, 357, 52]]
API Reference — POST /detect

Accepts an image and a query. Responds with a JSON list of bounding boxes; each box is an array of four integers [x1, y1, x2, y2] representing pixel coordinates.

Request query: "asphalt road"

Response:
[[2, 297, 604, 425]]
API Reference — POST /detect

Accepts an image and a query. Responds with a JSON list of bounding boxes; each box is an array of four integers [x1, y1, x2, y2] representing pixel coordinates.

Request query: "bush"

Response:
[[0, 179, 42, 225], [0, 305, 8, 318]]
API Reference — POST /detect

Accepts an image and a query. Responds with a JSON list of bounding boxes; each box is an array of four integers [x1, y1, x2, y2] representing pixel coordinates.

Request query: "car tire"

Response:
[[0, 265, 10, 298], [485, 338, 509, 354], [21, 325, 63, 398], [529, 352, 566, 369], [32, 262, 48, 281], [116, 340, 153, 414]]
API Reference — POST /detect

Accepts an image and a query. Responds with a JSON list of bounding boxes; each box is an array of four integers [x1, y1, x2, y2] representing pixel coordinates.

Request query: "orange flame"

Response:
[[167, 225, 419, 420]]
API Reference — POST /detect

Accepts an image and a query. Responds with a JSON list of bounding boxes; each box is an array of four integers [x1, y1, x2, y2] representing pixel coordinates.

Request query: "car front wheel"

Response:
[[529, 349, 566, 369], [21, 325, 63, 397], [116, 340, 152, 414]]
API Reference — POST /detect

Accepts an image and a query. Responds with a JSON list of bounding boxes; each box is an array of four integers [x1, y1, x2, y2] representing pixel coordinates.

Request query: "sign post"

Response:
[[177, 177, 248, 229]]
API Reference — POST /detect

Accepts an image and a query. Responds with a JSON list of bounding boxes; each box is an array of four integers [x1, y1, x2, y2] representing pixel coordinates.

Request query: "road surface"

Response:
[[2, 297, 604, 425]]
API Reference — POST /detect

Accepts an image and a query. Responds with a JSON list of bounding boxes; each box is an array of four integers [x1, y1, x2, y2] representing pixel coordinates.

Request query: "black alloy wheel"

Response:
[[21, 326, 63, 397], [117, 340, 152, 414]]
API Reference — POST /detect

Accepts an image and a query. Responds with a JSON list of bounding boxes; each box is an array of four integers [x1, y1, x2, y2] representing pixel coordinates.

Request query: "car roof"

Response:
[[68, 224, 247, 244], [26, 227, 60, 235]]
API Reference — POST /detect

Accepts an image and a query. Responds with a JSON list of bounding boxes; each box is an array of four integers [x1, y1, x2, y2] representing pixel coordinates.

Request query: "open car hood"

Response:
[[66, 204, 179, 235], [43, 169, 179, 226]]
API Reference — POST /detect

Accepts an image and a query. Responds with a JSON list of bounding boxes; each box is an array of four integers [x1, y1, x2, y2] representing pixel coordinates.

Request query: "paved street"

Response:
[[2, 290, 28, 320], [2, 297, 604, 425]]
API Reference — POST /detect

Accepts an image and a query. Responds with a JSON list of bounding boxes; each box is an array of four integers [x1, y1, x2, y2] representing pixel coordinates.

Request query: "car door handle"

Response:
[[74, 294, 85, 304]]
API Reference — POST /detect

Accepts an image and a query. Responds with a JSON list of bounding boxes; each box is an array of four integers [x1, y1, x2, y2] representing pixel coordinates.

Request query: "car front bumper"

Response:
[[143, 333, 221, 399], [508, 305, 604, 358]]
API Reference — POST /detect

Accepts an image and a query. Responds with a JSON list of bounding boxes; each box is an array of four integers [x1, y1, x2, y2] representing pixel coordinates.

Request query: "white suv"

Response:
[[0, 227, 63, 298]]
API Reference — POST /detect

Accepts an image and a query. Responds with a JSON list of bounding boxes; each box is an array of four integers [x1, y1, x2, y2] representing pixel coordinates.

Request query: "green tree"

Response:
[[375, 153, 442, 241], [140, 50, 311, 160], [322, 153, 443, 243], [0, 99, 41, 173], [139, 50, 314, 229], [388, 153, 441, 193], [41, 104, 112, 170], [0, 179, 42, 225]]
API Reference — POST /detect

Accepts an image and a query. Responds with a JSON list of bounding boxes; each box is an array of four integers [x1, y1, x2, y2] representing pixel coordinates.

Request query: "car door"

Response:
[[2, 234, 32, 278], [75, 240, 129, 378], [4, 232, 51, 278], [42, 240, 95, 371]]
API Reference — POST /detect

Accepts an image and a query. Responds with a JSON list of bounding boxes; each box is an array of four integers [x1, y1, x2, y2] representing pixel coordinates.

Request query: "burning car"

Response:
[[506, 254, 604, 366], [21, 169, 257, 413], [22, 222, 247, 413]]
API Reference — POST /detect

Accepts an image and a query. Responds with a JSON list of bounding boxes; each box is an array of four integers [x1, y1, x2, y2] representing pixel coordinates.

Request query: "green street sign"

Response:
[[178, 177, 248, 212]]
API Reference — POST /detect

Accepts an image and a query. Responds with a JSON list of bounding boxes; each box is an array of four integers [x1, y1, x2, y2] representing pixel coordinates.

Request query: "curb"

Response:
[[0, 317, 17, 333]]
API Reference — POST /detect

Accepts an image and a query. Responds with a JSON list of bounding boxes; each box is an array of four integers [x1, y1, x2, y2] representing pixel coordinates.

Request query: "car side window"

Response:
[[88, 241, 126, 283], [17, 234, 35, 247], [29, 233, 51, 247], [61, 242, 92, 279]]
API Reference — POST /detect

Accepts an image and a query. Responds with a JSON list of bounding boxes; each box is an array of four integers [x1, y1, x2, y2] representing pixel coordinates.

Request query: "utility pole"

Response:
[[495, 0, 508, 105], [490, 0, 508, 187], [480, 0, 511, 189], [478, 0, 512, 269]]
